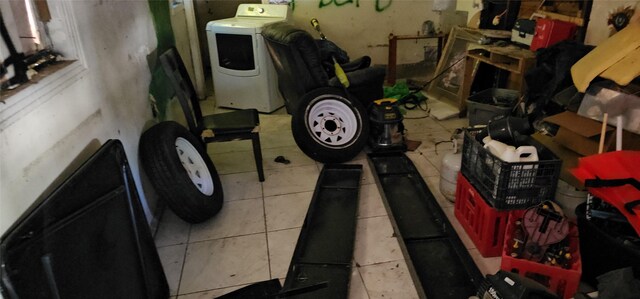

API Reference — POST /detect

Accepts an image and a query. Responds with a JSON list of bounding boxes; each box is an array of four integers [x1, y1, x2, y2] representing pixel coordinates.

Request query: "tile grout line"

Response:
[[356, 258, 412, 268], [354, 263, 372, 299], [175, 222, 192, 297], [218, 164, 320, 185], [188, 231, 268, 245], [266, 226, 303, 234], [263, 189, 315, 199], [221, 196, 264, 204], [262, 211, 392, 235], [349, 172, 372, 299], [356, 214, 390, 221], [209, 143, 298, 155], [261, 182, 274, 280]]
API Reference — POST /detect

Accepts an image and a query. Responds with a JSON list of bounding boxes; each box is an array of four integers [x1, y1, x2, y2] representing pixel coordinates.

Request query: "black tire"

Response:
[[139, 121, 223, 223], [291, 87, 369, 163]]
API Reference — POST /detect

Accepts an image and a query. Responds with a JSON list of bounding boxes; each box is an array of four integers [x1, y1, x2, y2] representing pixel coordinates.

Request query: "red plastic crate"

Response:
[[454, 173, 510, 257], [501, 210, 582, 299]]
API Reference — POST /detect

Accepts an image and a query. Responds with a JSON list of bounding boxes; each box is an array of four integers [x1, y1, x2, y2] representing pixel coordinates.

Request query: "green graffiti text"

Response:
[[375, 0, 392, 12], [319, 0, 359, 8]]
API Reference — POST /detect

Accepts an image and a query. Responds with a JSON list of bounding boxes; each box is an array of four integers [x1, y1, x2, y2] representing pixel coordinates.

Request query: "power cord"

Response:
[[433, 128, 464, 155], [397, 54, 467, 113]]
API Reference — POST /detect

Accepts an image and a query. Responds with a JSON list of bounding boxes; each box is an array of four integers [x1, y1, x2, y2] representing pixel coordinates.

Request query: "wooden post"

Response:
[[459, 54, 476, 116], [387, 33, 398, 85], [35, 0, 51, 22]]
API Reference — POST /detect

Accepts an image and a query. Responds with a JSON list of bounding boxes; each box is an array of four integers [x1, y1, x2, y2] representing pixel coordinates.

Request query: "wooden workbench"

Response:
[[459, 44, 536, 114]]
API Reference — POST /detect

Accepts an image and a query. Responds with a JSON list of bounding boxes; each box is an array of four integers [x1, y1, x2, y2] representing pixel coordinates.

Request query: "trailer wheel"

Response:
[[292, 87, 369, 163], [139, 121, 223, 223]]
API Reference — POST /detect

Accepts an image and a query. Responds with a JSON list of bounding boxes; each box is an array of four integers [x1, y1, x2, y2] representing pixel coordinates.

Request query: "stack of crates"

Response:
[[454, 128, 562, 257], [454, 128, 577, 297]]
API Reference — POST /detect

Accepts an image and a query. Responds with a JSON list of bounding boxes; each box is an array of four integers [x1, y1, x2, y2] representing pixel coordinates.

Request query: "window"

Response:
[[0, 0, 86, 128], [1, 0, 52, 89]]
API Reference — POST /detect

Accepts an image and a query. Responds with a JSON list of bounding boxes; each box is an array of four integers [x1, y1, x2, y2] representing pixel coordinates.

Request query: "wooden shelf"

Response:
[[459, 45, 536, 114], [467, 46, 535, 74]]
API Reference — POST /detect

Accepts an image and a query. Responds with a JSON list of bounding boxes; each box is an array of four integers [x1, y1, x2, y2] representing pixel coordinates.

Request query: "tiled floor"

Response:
[[154, 99, 501, 298]]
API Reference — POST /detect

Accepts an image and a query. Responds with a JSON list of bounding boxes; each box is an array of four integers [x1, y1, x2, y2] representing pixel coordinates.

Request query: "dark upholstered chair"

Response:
[[261, 22, 386, 163], [261, 22, 386, 114], [159, 48, 264, 181]]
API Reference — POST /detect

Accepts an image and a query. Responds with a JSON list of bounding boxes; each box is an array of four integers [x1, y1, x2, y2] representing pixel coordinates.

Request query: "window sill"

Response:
[[0, 60, 87, 129]]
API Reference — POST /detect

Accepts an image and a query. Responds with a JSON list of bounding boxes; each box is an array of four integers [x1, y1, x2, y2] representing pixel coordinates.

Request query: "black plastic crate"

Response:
[[576, 203, 640, 286], [467, 88, 518, 126], [460, 129, 562, 210]]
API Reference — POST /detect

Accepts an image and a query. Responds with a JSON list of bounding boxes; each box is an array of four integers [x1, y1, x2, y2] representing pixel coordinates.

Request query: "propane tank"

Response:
[[440, 132, 463, 202]]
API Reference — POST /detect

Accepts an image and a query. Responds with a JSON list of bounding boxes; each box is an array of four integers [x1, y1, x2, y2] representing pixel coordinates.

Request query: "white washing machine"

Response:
[[206, 4, 290, 113]]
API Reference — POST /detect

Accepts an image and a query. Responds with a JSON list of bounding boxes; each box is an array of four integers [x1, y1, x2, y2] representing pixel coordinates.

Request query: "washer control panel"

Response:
[[236, 4, 290, 19]]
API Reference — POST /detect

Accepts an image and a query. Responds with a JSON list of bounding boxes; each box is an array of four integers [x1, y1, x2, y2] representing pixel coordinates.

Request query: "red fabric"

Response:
[[572, 151, 640, 235]]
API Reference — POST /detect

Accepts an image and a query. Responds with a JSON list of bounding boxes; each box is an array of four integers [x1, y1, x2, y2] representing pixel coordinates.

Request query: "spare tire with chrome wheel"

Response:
[[292, 87, 369, 163], [139, 121, 223, 223]]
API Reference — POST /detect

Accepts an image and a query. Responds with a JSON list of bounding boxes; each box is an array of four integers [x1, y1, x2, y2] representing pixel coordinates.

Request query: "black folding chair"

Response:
[[159, 48, 264, 182]]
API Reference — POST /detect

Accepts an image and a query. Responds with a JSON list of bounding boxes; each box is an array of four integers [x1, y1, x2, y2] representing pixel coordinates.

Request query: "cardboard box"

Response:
[[532, 133, 582, 189], [543, 111, 640, 156]]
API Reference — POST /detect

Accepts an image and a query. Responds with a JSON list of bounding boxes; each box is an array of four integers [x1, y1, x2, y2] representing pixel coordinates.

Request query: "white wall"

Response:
[[456, 0, 480, 25], [0, 1, 158, 234], [585, 0, 639, 45], [289, 0, 443, 65]]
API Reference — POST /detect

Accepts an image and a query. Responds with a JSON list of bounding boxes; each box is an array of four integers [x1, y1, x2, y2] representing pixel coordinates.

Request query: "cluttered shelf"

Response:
[[420, 0, 592, 117], [466, 46, 535, 74], [0, 60, 75, 103], [390, 0, 640, 297], [457, 43, 535, 114]]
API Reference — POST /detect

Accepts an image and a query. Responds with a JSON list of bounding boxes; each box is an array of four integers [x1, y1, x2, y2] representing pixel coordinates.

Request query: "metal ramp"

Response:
[[368, 152, 483, 299]]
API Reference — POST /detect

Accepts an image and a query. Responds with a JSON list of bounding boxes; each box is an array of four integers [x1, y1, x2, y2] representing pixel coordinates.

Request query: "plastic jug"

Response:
[[499, 145, 538, 163], [482, 137, 538, 162], [482, 137, 539, 197]]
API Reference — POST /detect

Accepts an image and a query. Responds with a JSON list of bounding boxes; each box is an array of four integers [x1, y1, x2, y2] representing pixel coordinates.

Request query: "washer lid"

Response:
[[206, 3, 290, 31], [206, 18, 284, 31]]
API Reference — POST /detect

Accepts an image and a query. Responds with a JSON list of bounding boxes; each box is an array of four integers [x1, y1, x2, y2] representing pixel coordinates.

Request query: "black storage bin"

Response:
[[576, 203, 640, 286], [467, 88, 519, 126], [0, 140, 168, 299], [460, 128, 562, 210]]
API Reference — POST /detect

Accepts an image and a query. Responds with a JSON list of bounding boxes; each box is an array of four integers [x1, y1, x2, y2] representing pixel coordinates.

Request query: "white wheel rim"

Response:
[[175, 137, 214, 196], [306, 97, 360, 148]]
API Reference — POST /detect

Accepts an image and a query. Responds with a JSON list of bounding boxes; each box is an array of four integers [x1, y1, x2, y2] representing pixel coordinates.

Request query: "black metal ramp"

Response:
[[368, 152, 483, 299], [280, 164, 362, 299]]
